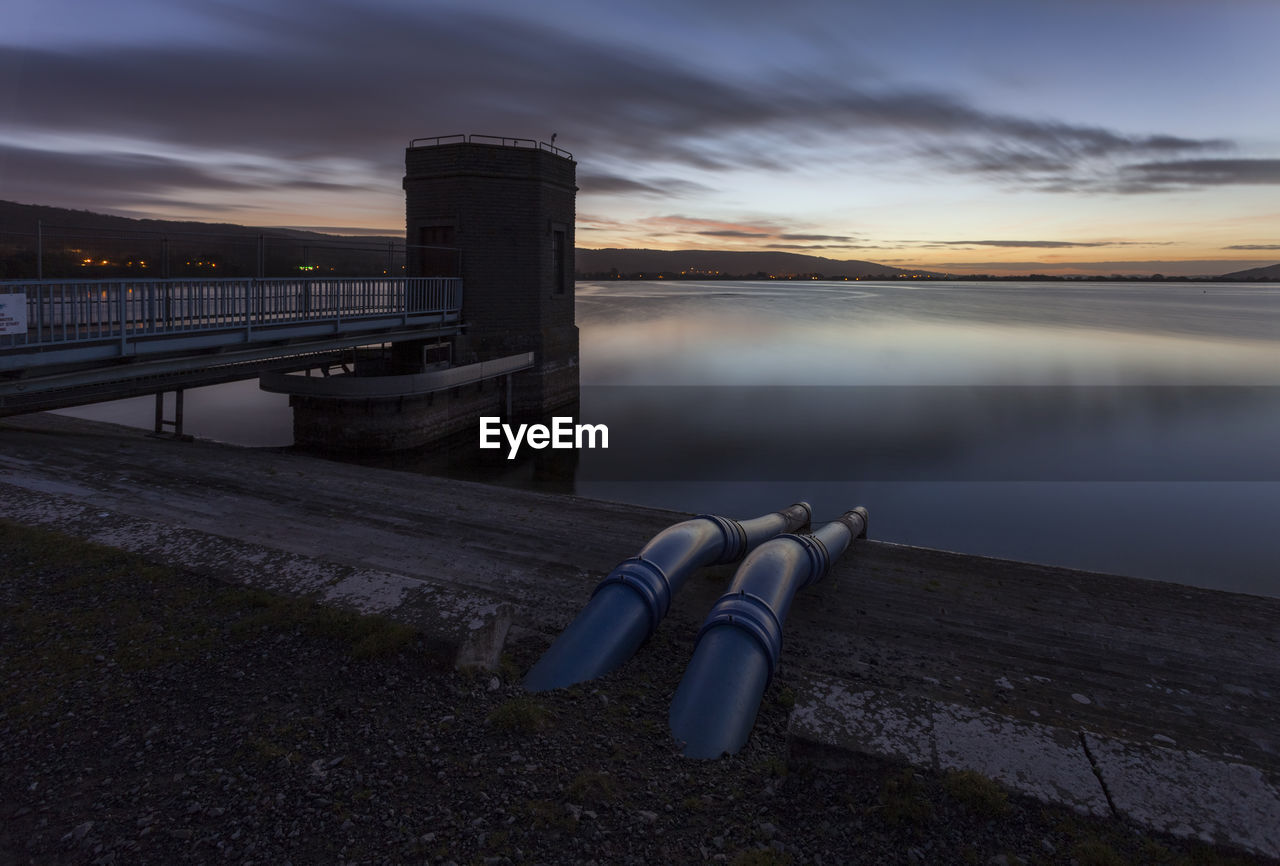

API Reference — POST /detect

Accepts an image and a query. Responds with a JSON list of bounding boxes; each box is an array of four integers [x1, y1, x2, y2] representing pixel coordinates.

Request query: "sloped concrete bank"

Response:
[[2, 412, 1278, 858]]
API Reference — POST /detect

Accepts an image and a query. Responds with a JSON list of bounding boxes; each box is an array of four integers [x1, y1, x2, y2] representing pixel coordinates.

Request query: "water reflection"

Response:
[[55, 280, 1280, 596], [574, 280, 1280, 595]]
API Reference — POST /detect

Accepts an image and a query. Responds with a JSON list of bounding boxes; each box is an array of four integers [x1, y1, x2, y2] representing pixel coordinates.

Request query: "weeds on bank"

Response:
[[873, 767, 933, 828], [567, 770, 619, 807], [222, 587, 417, 659], [729, 850, 794, 866], [942, 769, 1011, 818], [519, 798, 576, 832], [3, 521, 418, 690], [487, 697, 551, 733]]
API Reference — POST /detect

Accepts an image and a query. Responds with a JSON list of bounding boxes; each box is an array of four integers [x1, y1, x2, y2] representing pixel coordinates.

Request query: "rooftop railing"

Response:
[[408, 133, 572, 160]]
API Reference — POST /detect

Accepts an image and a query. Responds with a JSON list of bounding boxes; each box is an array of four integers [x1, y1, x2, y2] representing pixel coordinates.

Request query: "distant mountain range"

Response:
[[2, 201, 1276, 280], [575, 248, 927, 279]]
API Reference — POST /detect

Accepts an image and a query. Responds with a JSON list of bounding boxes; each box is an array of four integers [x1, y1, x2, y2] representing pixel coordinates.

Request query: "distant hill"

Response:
[[0, 201, 401, 279], [576, 248, 929, 279], [0, 200, 397, 244], [1218, 262, 1280, 281]]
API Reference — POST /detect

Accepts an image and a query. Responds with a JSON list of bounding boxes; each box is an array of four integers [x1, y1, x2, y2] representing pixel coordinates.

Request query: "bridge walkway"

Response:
[[0, 276, 462, 414]]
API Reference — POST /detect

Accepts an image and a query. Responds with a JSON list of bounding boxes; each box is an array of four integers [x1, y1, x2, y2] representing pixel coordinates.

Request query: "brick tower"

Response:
[[404, 136, 579, 417]]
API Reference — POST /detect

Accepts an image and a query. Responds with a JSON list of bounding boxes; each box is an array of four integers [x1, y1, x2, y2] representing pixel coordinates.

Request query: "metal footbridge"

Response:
[[0, 276, 463, 416]]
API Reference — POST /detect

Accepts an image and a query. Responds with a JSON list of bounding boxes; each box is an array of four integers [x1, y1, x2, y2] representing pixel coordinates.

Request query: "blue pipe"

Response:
[[523, 502, 812, 692], [669, 507, 868, 759]]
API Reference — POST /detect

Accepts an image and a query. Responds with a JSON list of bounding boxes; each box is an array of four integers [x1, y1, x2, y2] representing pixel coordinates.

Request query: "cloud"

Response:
[[936, 240, 1110, 249], [1224, 243, 1280, 250], [1116, 159, 1280, 192], [640, 215, 785, 238], [0, 141, 370, 217], [0, 0, 1248, 216], [577, 172, 711, 197], [929, 239, 1173, 249], [779, 233, 858, 242]]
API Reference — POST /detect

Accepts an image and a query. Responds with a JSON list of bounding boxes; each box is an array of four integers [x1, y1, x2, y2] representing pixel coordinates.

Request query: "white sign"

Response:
[[0, 293, 27, 335]]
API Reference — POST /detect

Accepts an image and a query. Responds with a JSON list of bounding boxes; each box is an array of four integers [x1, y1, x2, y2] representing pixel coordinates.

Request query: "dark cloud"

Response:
[[0, 141, 366, 215], [1116, 159, 1280, 192], [695, 230, 773, 238], [577, 172, 711, 197], [1224, 244, 1280, 250], [937, 240, 1111, 249], [921, 239, 1176, 249], [779, 233, 857, 242]]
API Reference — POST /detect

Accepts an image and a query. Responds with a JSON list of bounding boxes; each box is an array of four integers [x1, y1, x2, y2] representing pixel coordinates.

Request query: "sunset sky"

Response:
[[3, 0, 1279, 275]]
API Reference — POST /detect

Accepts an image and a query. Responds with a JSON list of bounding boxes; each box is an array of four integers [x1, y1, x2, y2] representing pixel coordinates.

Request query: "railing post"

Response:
[[118, 283, 128, 354]]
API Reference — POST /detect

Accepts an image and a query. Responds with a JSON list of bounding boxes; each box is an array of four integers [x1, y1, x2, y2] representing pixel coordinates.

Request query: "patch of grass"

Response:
[[753, 756, 789, 779], [567, 770, 618, 807], [497, 652, 522, 683], [942, 769, 1011, 818], [487, 697, 550, 734], [484, 828, 511, 853], [1151, 840, 1256, 866], [874, 767, 933, 829], [244, 735, 298, 765], [2, 521, 131, 580], [774, 685, 796, 711], [1, 523, 222, 678], [520, 798, 575, 832], [1072, 838, 1128, 866], [730, 850, 793, 866], [225, 591, 416, 660]]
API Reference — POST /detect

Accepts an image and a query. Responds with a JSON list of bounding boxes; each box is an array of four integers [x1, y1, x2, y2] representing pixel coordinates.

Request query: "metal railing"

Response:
[[0, 276, 461, 368], [409, 133, 572, 159]]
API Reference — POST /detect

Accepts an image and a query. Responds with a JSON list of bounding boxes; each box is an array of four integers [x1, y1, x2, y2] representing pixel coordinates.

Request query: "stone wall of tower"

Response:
[[404, 142, 579, 416]]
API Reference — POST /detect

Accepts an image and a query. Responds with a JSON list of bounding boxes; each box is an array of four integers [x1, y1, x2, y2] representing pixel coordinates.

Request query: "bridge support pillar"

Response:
[[150, 389, 192, 442]]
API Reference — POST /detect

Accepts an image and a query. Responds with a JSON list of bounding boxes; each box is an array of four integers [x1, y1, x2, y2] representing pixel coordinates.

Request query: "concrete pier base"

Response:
[[289, 382, 504, 452]]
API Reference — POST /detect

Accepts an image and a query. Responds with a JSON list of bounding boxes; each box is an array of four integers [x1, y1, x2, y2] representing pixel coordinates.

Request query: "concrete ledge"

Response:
[[788, 675, 1280, 858], [1086, 733, 1280, 856], [787, 675, 1108, 817], [260, 351, 535, 398], [0, 482, 513, 671]]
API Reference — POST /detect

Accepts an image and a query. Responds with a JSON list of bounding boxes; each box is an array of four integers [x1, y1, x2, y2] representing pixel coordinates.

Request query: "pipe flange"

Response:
[[837, 507, 869, 540], [696, 513, 749, 565], [697, 590, 784, 680], [778, 532, 832, 588], [591, 556, 671, 637]]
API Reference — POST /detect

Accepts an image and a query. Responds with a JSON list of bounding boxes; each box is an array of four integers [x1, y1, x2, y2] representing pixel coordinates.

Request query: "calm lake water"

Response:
[[60, 280, 1280, 597]]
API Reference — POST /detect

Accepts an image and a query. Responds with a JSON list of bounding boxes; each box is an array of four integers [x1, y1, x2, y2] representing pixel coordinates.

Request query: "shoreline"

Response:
[[2, 412, 1278, 857]]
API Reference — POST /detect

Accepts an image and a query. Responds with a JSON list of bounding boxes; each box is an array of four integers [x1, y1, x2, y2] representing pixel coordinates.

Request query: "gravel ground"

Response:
[[1, 520, 1271, 866]]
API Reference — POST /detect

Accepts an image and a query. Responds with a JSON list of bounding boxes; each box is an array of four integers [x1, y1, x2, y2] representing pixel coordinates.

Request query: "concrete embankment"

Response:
[[1, 412, 1277, 857]]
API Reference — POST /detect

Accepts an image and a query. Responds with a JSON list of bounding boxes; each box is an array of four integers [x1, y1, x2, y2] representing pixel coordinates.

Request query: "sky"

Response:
[[3, 0, 1280, 276]]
